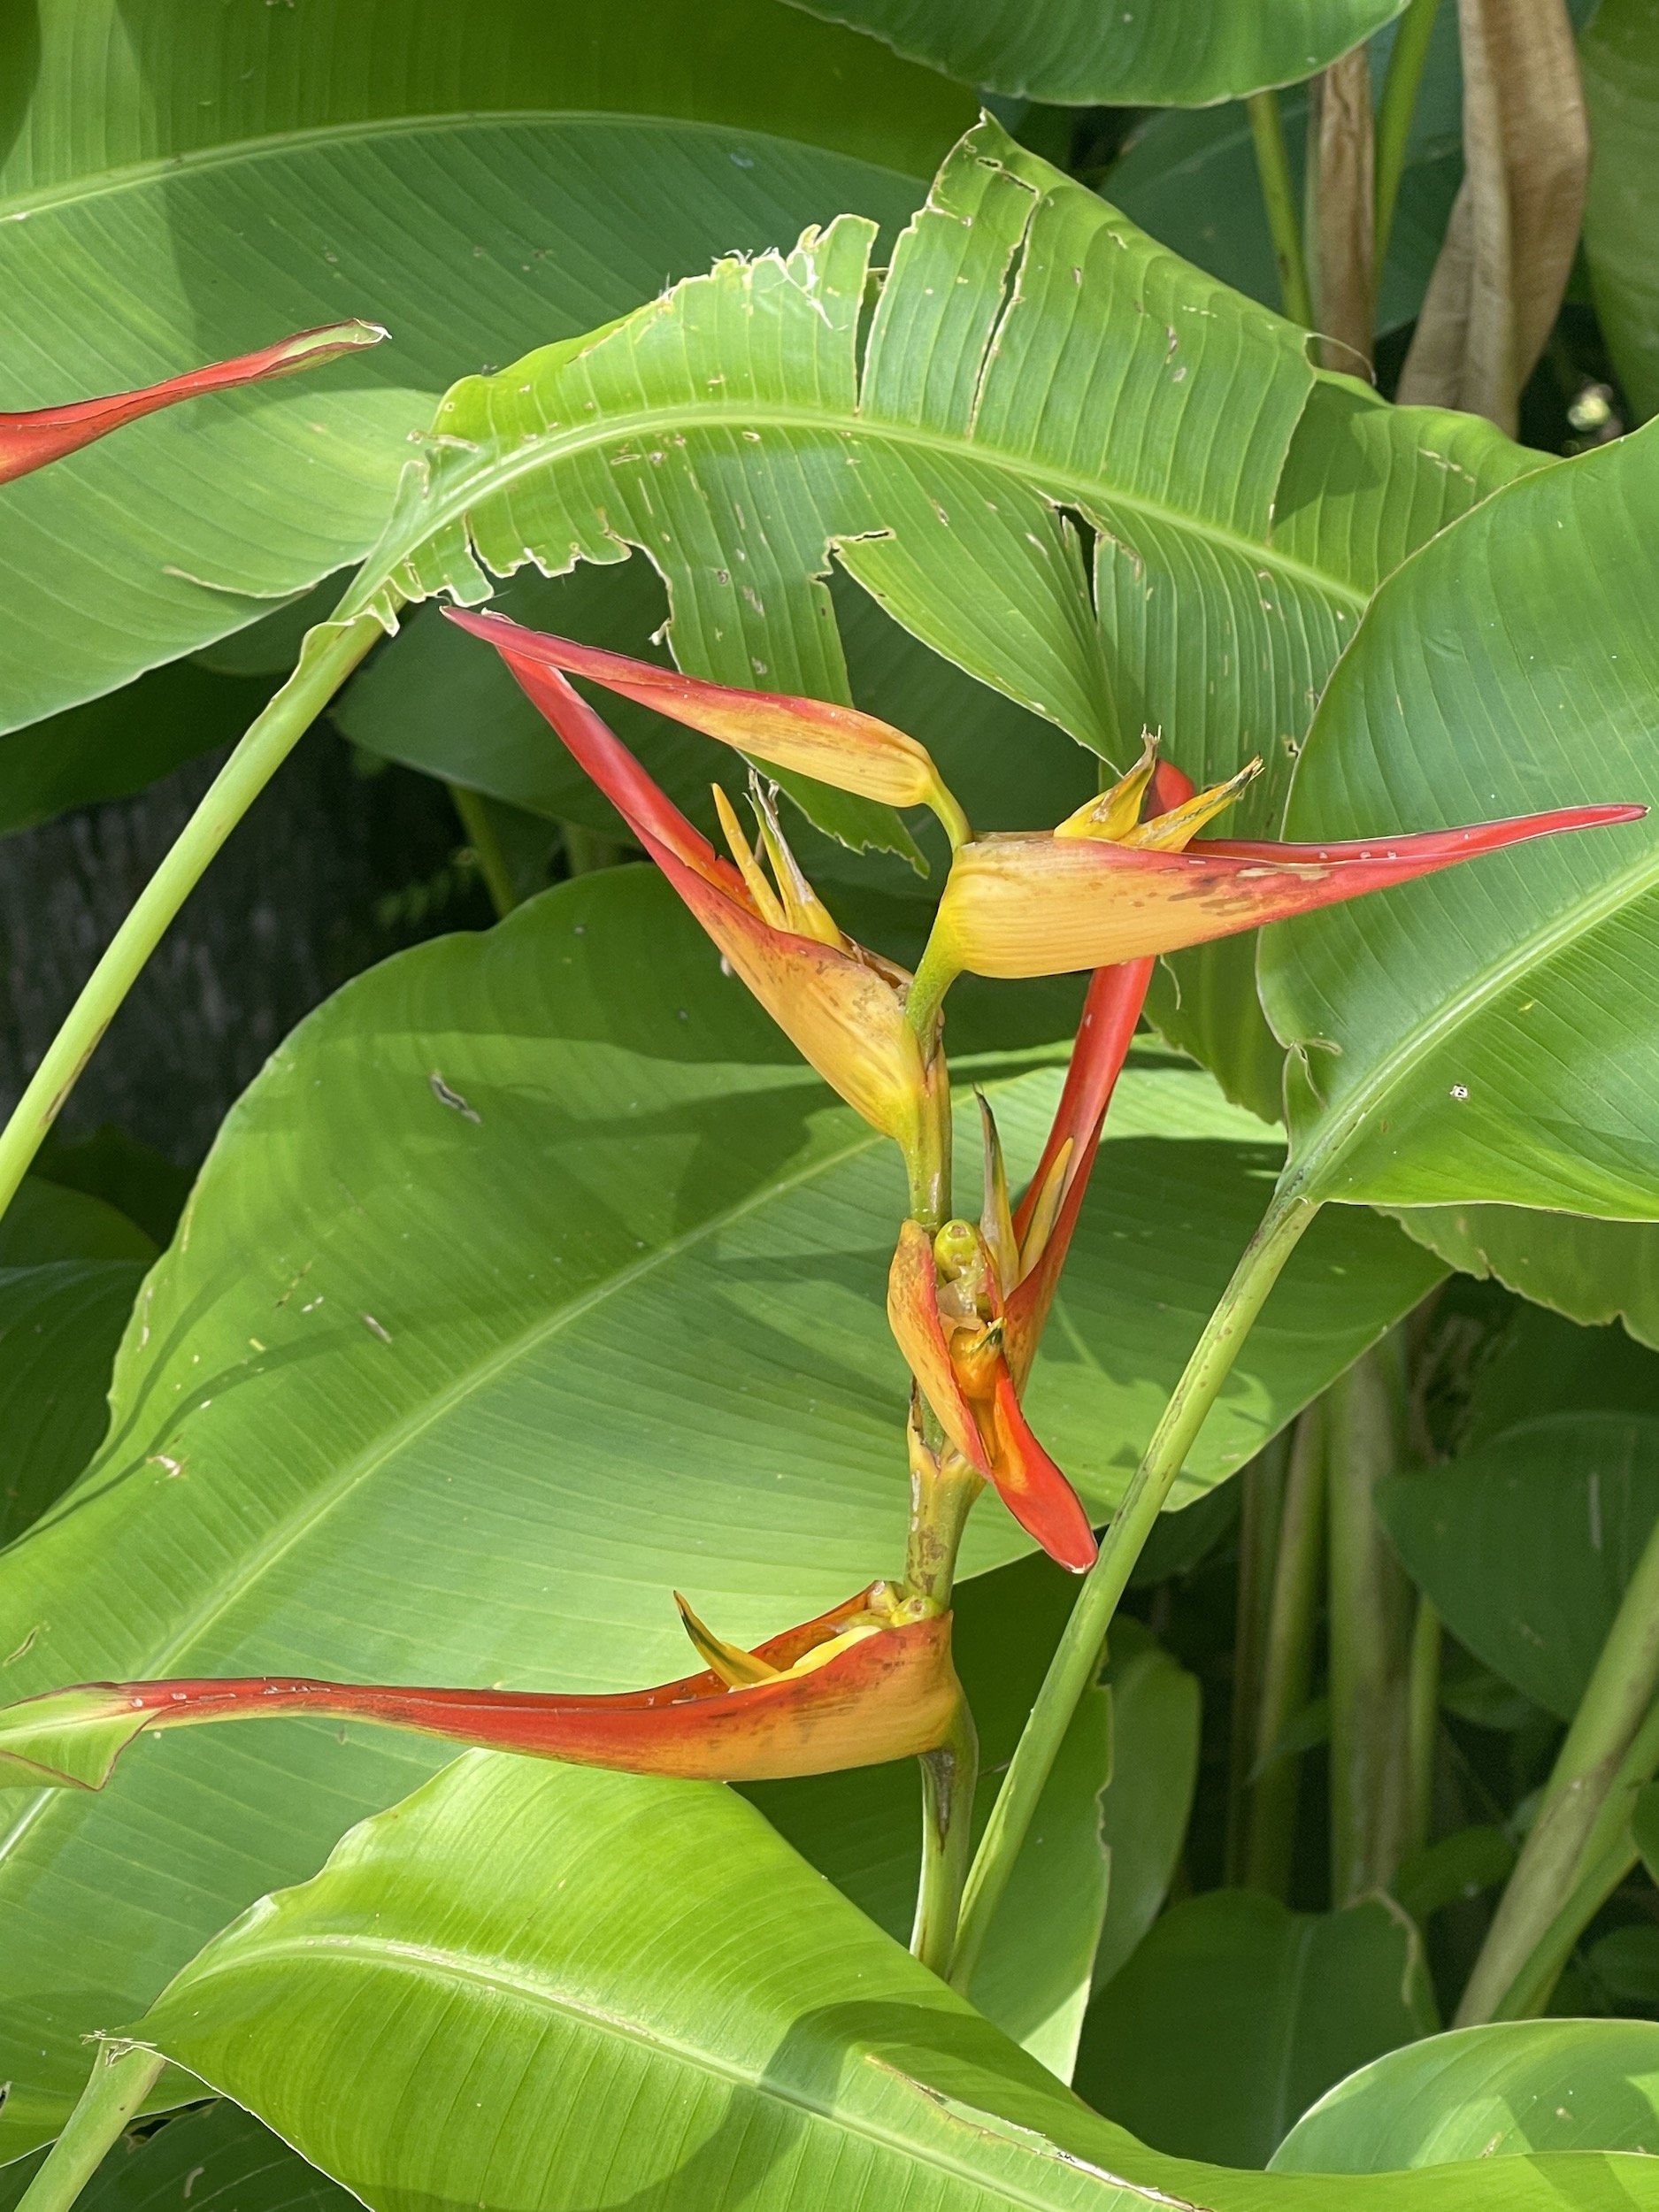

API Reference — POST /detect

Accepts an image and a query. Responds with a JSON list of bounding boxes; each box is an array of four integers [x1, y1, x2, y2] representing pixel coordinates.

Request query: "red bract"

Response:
[[444, 606, 943, 1168], [930, 803, 1647, 980], [453, 617, 971, 843], [0, 1587, 960, 1795], [0, 322, 387, 486]]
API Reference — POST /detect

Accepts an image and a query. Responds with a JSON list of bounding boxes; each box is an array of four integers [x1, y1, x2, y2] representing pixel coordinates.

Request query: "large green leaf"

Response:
[[1460, 1302, 1659, 1451], [134, 1753, 1659, 2212], [331, 113, 1532, 1108], [1392, 1202, 1659, 1350], [1377, 1412, 1659, 1721], [1073, 1891, 1436, 2170], [1261, 420, 1659, 1218], [1583, 0, 1659, 423], [1091, 1623, 1201, 1991], [0, 0, 967, 732], [0, 865, 1440, 2154], [1272, 2019, 1659, 2170], [0, 1259, 142, 1549], [778, 0, 1406, 105]]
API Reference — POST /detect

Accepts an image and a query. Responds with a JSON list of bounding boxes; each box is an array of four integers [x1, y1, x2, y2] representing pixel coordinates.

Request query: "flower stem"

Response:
[[0, 614, 380, 1225], [1458, 1502, 1659, 2024], [14, 2041, 165, 2212], [1374, 0, 1442, 271], [1486, 1700, 1659, 2022], [1225, 1432, 1291, 1882], [1242, 1399, 1327, 1897], [951, 1184, 1319, 1983], [1248, 89, 1315, 327], [912, 1698, 979, 1976], [1327, 1333, 1417, 1904]]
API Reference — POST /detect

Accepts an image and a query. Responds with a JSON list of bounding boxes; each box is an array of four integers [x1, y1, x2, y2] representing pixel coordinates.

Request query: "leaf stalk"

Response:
[[950, 1183, 1319, 1983], [0, 615, 380, 1225]]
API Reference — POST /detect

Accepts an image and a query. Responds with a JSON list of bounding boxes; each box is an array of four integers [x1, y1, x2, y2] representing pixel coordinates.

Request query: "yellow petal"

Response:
[[1119, 758, 1263, 851], [1018, 1137, 1072, 1281], [1052, 731, 1161, 843], [674, 1593, 781, 1687], [712, 784, 787, 930], [749, 778, 842, 949], [977, 1094, 1019, 1295]]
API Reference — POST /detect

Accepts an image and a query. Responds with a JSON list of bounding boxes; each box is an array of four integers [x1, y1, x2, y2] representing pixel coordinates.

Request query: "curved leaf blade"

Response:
[[0, 0, 965, 730], [778, 0, 1407, 106], [1377, 1411, 1659, 1720], [1271, 2018, 1659, 2170], [1073, 1891, 1436, 2170], [1261, 420, 1659, 1217], [1582, 0, 1659, 423], [135, 1754, 1659, 2212]]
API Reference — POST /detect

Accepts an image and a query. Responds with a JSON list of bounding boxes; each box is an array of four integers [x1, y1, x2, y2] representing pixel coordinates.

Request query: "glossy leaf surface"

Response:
[[778, 0, 1406, 105], [1272, 2019, 1659, 2170], [0, 865, 1439, 2154], [1263, 423, 1659, 1217], [0, 0, 963, 731], [1459, 1301, 1659, 1449], [1377, 1413, 1659, 1720], [1582, 0, 1659, 421], [1073, 1891, 1436, 2170], [135, 1753, 1659, 2211], [1393, 1202, 1659, 1351]]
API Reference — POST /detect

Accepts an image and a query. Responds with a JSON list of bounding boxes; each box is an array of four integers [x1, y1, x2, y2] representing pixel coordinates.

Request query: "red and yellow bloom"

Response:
[[446, 608, 949, 1187], [0, 322, 385, 485], [0, 1585, 960, 1794]]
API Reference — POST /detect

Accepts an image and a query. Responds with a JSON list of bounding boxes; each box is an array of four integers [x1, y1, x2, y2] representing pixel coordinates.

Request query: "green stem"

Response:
[[1225, 1433, 1291, 1883], [1458, 1509, 1659, 2024], [1327, 1334, 1417, 1904], [1488, 1697, 1659, 2020], [1243, 1400, 1327, 1898], [449, 784, 519, 918], [1374, 0, 1442, 271], [912, 1699, 979, 1976], [952, 1186, 1319, 1982], [15, 2042, 166, 2212], [903, 937, 957, 1056], [1405, 1594, 1441, 1862], [0, 616, 379, 1225], [1247, 89, 1315, 328]]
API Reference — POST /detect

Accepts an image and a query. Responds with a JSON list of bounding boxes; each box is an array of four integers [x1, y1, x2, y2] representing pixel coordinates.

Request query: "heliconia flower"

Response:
[[889, 1214, 1096, 1571], [442, 612, 972, 847], [925, 732, 1645, 982], [444, 607, 945, 1171], [0, 1586, 960, 1795], [884, 764, 1199, 1574], [0, 322, 387, 487]]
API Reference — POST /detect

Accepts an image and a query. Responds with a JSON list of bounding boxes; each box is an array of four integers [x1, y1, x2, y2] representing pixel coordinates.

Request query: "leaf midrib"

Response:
[[1288, 840, 1659, 1202], [165, 1929, 1187, 2212], [0, 109, 919, 226], [360, 396, 1369, 629]]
